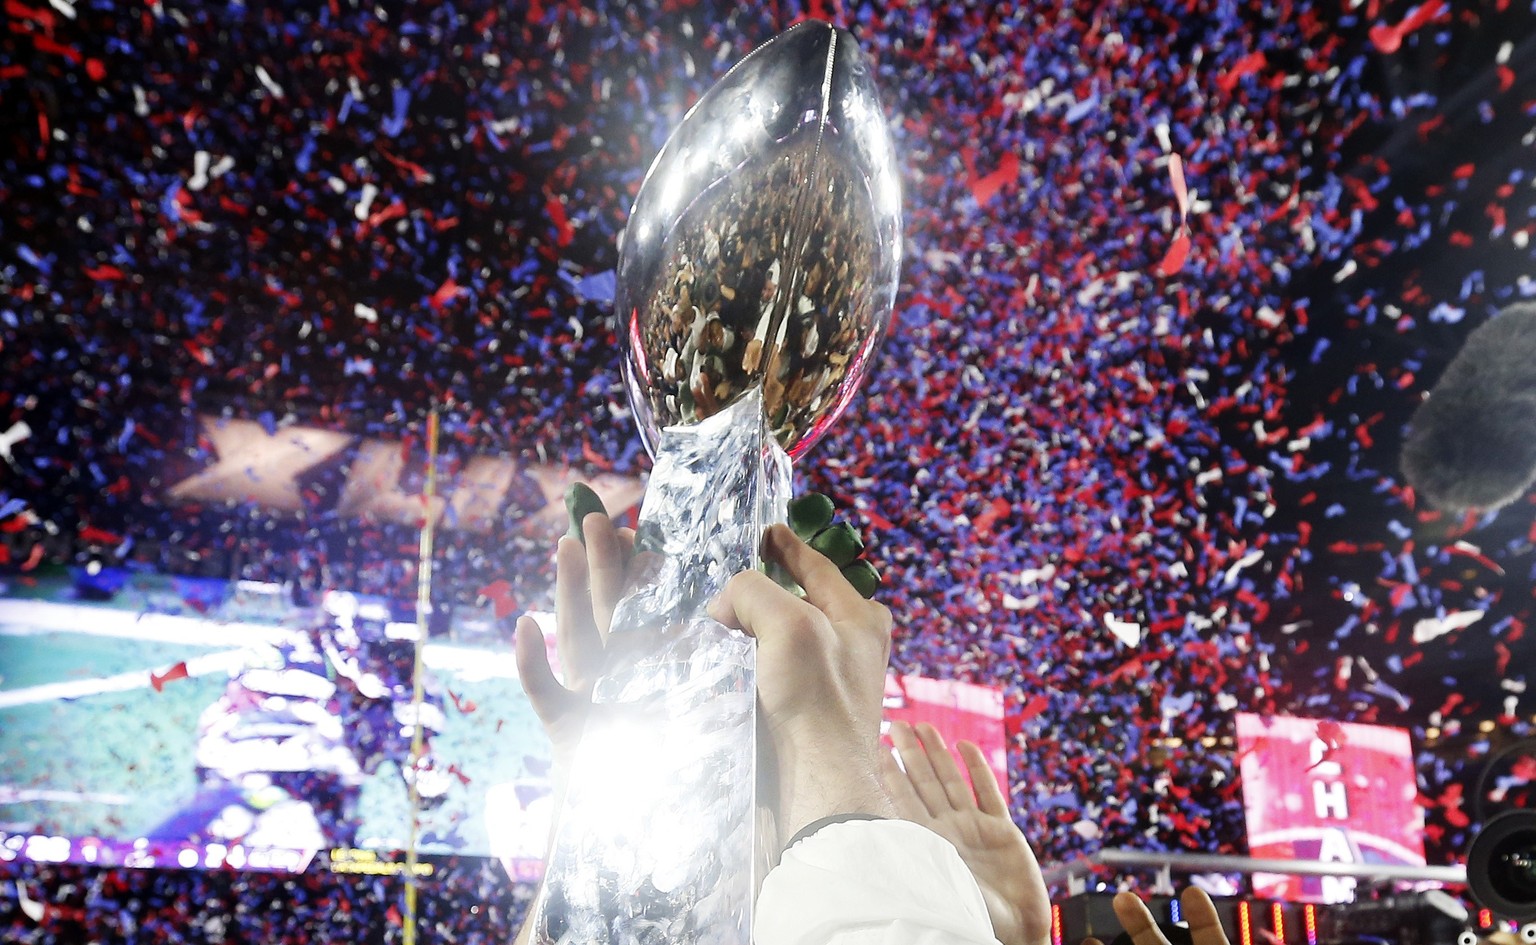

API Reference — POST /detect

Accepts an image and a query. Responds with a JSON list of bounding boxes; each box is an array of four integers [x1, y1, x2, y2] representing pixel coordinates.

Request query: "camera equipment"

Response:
[[1468, 810, 1536, 922]]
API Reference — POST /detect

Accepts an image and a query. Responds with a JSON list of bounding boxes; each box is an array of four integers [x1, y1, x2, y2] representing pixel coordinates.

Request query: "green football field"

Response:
[[0, 595, 552, 859]]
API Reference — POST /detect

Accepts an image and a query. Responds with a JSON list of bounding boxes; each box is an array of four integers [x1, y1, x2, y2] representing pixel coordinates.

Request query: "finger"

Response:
[[515, 615, 576, 726], [554, 535, 603, 688], [957, 740, 1009, 817], [706, 567, 815, 637], [888, 720, 948, 818], [1180, 888, 1229, 945], [1110, 892, 1165, 945], [914, 723, 974, 812], [583, 512, 628, 638], [878, 749, 928, 823], [761, 524, 869, 623], [565, 482, 607, 541]]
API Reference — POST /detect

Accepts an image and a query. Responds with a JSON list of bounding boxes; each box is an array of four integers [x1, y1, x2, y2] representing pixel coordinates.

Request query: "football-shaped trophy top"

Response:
[[616, 21, 903, 461]]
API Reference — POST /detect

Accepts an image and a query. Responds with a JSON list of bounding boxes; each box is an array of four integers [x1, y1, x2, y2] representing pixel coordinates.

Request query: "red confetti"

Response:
[[79, 525, 122, 546], [1446, 541, 1505, 576], [83, 264, 125, 281], [967, 151, 1021, 207], [546, 194, 574, 247], [429, 276, 464, 312], [31, 34, 82, 66], [1216, 50, 1267, 93], [5, 0, 56, 29], [150, 661, 190, 693], [477, 579, 517, 619], [182, 340, 213, 365], [359, 198, 407, 235], [1016, 693, 1049, 724], [1156, 231, 1191, 276], [1368, 0, 1447, 54]]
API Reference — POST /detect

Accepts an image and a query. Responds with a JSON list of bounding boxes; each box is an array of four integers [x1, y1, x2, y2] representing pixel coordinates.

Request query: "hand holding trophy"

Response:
[[526, 20, 901, 945]]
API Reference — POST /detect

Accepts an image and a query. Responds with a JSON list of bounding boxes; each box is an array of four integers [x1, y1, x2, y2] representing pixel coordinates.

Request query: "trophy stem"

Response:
[[530, 387, 792, 945]]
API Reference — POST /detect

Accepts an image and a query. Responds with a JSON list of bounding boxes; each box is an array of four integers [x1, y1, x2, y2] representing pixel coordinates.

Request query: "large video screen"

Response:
[[0, 559, 1004, 876], [0, 576, 550, 875], [1235, 712, 1427, 903]]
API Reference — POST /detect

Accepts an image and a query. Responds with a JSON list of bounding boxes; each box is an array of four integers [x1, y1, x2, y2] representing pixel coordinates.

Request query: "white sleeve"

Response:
[[754, 818, 1001, 945]]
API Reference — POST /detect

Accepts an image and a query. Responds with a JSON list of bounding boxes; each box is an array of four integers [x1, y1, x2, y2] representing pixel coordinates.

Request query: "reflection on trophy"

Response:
[[527, 21, 902, 944]]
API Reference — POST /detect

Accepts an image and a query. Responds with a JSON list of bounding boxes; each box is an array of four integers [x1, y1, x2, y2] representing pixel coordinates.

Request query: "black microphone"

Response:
[[1400, 302, 1536, 511]]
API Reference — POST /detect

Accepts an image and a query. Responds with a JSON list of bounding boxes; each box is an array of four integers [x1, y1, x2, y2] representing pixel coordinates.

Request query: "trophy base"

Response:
[[530, 388, 792, 945]]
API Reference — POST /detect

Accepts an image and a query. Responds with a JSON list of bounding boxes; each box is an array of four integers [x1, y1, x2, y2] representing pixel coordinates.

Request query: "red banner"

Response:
[[883, 674, 1008, 795], [1236, 713, 1426, 902]]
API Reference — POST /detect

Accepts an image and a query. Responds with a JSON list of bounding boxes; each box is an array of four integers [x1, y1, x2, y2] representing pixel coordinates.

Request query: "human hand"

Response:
[[1083, 887, 1230, 945], [707, 523, 896, 849], [513, 504, 635, 777], [510, 500, 638, 945], [882, 721, 1050, 945]]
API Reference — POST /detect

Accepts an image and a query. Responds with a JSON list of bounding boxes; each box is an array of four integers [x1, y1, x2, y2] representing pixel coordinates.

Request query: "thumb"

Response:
[[514, 615, 578, 725], [707, 568, 814, 643]]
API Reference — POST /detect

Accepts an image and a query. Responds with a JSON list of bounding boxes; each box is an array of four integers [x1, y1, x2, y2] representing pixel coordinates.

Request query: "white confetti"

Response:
[[1105, 613, 1142, 648], [254, 65, 285, 99], [354, 183, 378, 221], [0, 421, 32, 464], [1221, 548, 1264, 588], [1411, 609, 1485, 645], [188, 150, 211, 191]]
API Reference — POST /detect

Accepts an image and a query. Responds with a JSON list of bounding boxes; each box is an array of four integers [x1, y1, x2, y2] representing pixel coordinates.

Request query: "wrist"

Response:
[[771, 740, 895, 845]]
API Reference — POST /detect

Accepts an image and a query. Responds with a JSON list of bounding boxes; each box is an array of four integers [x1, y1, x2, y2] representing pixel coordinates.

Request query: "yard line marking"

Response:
[[0, 600, 292, 647], [0, 786, 133, 805], [0, 649, 248, 709]]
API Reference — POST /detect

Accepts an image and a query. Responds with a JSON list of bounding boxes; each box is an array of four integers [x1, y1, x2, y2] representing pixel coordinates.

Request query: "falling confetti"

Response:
[[2, 0, 1535, 936], [149, 661, 190, 693]]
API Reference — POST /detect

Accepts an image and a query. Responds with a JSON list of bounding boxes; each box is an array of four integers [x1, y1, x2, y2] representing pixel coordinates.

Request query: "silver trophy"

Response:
[[527, 21, 901, 945]]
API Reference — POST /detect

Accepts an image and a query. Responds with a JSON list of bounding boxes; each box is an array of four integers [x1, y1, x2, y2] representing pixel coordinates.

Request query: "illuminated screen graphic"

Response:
[[1235, 712, 1426, 902], [0, 570, 1003, 878], [0, 580, 552, 876], [883, 674, 1008, 794]]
